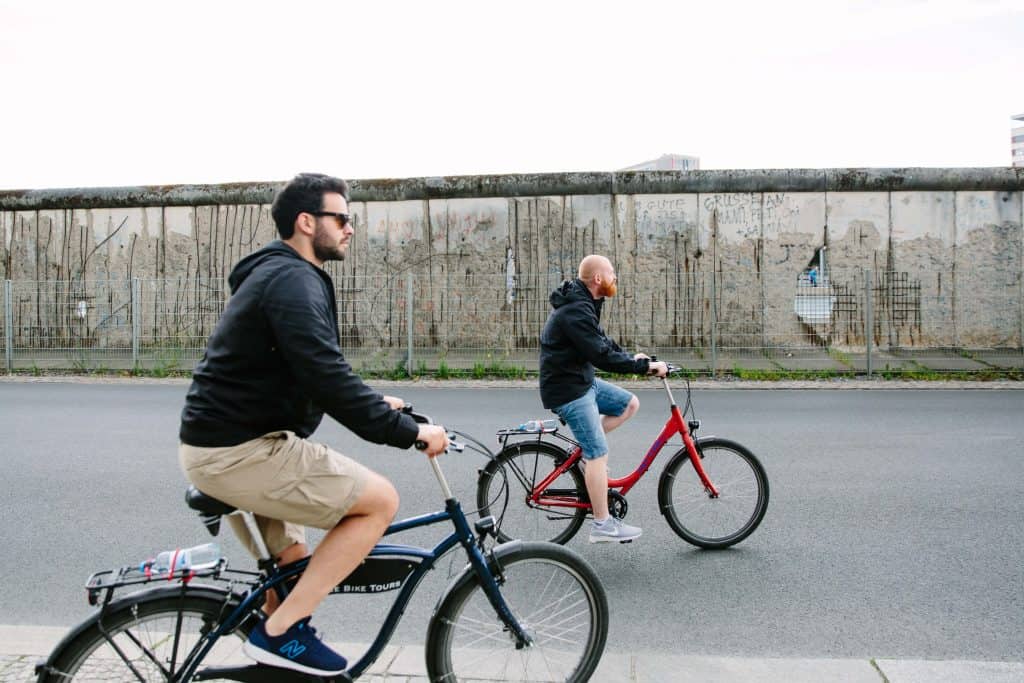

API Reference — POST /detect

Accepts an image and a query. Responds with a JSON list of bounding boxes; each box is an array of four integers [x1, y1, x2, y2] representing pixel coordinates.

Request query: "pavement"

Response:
[[3, 625, 1023, 682], [4, 375, 1022, 681]]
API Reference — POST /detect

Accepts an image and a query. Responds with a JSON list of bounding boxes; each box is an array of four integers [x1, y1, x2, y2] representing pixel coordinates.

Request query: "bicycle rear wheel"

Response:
[[38, 587, 251, 682], [426, 542, 608, 683], [476, 442, 587, 545], [658, 437, 769, 549]]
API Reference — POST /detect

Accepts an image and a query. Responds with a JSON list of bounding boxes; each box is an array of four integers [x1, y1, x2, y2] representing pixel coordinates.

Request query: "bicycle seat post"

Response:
[[429, 455, 454, 500], [235, 510, 273, 564]]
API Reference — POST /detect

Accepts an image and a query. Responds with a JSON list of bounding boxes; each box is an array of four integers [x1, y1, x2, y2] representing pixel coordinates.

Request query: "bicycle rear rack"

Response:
[[85, 560, 260, 607]]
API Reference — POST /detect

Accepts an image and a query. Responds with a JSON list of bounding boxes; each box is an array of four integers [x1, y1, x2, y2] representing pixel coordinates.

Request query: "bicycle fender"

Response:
[[36, 584, 242, 672]]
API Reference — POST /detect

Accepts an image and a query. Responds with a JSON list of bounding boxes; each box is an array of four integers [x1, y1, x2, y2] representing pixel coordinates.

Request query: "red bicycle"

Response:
[[476, 364, 769, 548]]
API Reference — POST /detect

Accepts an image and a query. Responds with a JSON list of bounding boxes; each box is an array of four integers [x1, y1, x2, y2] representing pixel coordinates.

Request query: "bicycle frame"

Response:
[[529, 376, 719, 510], [177, 496, 525, 681]]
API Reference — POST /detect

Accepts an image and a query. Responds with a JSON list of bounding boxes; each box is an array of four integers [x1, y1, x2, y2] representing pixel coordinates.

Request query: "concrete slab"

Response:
[[383, 645, 428, 677], [877, 658, 1024, 682], [715, 355, 778, 371], [973, 351, 1024, 369], [635, 654, 881, 683], [771, 353, 851, 372], [880, 348, 998, 372], [851, 352, 917, 372], [0, 625, 64, 656]]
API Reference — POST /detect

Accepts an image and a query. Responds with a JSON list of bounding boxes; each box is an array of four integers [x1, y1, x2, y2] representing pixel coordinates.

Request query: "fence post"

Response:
[[131, 278, 141, 369], [406, 272, 414, 375], [865, 268, 873, 377], [4, 280, 12, 373], [710, 267, 718, 378]]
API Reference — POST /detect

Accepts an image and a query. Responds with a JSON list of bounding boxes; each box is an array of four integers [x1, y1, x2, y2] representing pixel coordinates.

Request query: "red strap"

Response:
[[167, 549, 181, 581]]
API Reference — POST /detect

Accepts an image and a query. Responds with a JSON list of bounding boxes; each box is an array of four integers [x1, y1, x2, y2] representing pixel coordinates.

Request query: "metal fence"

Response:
[[2, 269, 1022, 376]]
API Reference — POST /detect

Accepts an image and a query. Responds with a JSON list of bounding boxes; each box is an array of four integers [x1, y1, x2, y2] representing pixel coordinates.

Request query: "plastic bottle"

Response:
[[141, 542, 222, 575], [516, 419, 558, 433]]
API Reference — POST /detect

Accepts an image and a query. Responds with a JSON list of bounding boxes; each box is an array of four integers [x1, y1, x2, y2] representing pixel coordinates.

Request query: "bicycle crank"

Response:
[[608, 490, 628, 520]]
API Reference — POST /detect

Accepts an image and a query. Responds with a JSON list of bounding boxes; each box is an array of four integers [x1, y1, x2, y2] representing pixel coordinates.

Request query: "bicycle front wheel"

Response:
[[426, 542, 608, 683], [658, 437, 769, 549], [476, 442, 587, 545], [38, 587, 252, 682]]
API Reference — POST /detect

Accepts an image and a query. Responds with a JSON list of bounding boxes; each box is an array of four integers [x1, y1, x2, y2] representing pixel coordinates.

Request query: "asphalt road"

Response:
[[2, 381, 1022, 662]]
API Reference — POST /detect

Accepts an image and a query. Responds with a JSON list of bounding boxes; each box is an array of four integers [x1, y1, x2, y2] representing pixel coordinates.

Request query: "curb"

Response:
[[1, 374, 1022, 390]]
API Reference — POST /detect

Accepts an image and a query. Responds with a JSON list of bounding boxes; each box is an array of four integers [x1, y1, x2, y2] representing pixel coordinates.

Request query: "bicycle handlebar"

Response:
[[403, 405, 466, 453], [648, 355, 683, 376]]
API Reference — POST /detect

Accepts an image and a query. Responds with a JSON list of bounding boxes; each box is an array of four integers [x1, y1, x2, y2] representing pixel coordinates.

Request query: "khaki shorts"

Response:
[[179, 430, 372, 558]]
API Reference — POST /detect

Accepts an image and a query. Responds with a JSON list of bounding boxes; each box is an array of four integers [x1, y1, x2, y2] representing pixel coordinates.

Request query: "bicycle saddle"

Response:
[[185, 486, 237, 516]]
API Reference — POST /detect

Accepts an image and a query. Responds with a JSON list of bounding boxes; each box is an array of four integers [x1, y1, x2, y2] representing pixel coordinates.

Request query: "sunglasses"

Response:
[[309, 211, 352, 227]]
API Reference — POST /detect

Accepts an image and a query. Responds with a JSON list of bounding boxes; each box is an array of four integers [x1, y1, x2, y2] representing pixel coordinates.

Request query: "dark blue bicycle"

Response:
[[37, 409, 609, 682]]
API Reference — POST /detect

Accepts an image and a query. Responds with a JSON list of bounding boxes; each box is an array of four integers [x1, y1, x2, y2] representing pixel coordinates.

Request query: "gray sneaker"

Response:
[[589, 517, 642, 543]]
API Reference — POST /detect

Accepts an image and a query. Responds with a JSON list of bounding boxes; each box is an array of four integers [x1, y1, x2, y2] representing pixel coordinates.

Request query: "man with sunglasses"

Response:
[[178, 173, 448, 677], [539, 254, 668, 543]]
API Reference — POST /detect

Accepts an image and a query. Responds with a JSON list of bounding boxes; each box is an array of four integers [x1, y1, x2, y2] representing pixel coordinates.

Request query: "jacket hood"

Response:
[[228, 241, 305, 293], [550, 278, 601, 312]]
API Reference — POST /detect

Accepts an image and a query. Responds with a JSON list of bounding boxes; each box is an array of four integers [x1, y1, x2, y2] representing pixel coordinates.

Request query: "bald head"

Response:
[[578, 255, 612, 283], [578, 254, 618, 299]]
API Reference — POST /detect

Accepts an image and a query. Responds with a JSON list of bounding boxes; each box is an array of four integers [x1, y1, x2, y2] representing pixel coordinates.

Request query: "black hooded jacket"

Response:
[[179, 240, 420, 449], [538, 278, 650, 409]]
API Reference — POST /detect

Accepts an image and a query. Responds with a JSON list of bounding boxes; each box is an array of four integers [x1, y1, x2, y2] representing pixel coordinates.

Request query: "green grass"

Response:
[[826, 348, 853, 367], [730, 366, 849, 381]]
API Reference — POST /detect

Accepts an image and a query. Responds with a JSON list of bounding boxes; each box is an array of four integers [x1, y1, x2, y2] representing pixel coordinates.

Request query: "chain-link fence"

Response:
[[3, 270, 1022, 376]]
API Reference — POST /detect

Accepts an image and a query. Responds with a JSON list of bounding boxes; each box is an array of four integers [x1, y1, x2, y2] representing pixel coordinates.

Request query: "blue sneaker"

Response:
[[243, 616, 347, 676]]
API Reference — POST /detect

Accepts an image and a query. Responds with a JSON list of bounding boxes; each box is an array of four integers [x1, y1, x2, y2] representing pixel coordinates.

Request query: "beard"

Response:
[[313, 223, 347, 263], [599, 279, 617, 298]]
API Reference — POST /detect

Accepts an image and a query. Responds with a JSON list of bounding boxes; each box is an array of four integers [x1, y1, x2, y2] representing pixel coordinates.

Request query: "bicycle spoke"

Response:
[[436, 552, 601, 682], [480, 445, 587, 544], [662, 442, 767, 547]]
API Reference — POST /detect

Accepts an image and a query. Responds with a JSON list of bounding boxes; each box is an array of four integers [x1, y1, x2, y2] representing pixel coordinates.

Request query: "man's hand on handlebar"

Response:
[[383, 395, 405, 410], [416, 424, 450, 456], [647, 360, 669, 377]]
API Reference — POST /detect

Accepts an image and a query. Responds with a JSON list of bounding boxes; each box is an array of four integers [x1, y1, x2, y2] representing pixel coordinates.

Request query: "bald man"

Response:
[[539, 255, 668, 543]]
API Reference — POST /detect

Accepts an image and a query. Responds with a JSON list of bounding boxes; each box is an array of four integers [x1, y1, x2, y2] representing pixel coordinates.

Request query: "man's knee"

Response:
[[623, 395, 640, 419], [358, 473, 400, 520]]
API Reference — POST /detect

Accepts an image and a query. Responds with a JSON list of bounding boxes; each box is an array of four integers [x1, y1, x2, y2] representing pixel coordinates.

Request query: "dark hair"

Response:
[[271, 173, 350, 238]]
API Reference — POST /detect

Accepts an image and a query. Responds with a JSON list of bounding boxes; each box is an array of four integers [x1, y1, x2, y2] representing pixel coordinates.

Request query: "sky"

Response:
[[1, 0, 1022, 190]]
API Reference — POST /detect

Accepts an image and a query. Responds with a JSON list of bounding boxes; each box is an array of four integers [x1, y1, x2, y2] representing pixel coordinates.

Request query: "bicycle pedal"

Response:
[[195, 664, 352, 682]]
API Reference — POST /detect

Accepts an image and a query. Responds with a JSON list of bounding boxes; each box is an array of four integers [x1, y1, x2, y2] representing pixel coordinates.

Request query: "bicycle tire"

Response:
[[476, 441, 587, 545], [38, 586, 252, 682], [425, 541, 608, 683], [658, 437, 769, 549]]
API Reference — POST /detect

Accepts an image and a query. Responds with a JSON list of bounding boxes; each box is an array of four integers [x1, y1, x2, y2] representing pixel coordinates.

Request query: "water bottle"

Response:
[[141, 542, 222, 575], [515, 419, 557, 433], [181, 542, 222, 570]]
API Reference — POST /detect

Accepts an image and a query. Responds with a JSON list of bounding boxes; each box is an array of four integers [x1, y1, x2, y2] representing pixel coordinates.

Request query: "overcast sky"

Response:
[[1, 0, 1022, 190]]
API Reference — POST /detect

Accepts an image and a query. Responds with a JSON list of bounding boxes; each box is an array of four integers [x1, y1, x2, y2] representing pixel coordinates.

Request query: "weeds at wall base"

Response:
[[5, 366, 1022, 382]]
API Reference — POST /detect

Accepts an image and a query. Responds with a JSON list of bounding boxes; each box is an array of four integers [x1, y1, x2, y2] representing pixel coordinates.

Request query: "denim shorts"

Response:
[[553, 378, 635, 460]]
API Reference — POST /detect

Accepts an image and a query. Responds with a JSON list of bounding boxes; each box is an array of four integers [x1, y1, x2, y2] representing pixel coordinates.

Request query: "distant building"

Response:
[[619, 153, 700, 172], [1013, 113, 1024, 168]]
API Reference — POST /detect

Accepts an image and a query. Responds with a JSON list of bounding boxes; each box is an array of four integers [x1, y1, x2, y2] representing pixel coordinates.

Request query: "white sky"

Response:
[[1, 0, 1022, 190]]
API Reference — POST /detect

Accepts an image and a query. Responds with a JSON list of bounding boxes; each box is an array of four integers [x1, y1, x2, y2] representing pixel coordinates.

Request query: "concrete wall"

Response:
[[2, 168, 1022, 353]]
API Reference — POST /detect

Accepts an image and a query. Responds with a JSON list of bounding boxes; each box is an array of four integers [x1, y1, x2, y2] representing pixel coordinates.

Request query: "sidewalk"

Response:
[[4, 626, 1022, 682]]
